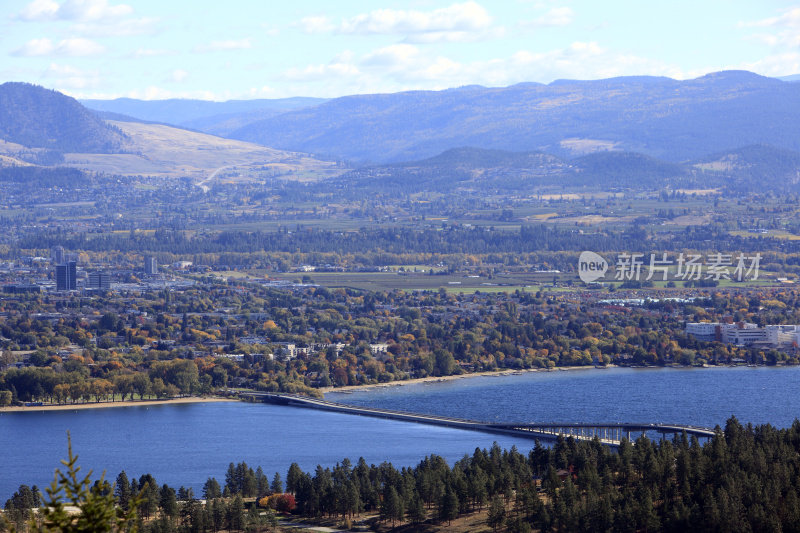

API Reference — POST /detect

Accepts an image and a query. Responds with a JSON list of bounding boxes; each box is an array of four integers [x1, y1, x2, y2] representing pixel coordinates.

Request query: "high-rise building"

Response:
[[145, 256, 158, 275], [87, 271, 111, 290], [51, 246, 65, 265], [56, 261, 77, 291]]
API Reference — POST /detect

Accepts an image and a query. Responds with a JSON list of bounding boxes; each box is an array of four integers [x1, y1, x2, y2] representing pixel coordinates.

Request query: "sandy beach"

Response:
[[319, 365, 601, 395], [0, 366, 613, 411], [0, 396, 237, 413]]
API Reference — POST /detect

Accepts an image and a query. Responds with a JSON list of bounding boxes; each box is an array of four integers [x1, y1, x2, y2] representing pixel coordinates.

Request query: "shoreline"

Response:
[[318, 362, 787, 396], [0, 396, 237, 413], [1, 364, 784, 410], [319, 365, 600, 395]]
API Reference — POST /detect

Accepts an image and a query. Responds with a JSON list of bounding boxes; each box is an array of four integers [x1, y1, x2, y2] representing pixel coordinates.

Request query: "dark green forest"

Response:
[[6, 418, 800, 532]]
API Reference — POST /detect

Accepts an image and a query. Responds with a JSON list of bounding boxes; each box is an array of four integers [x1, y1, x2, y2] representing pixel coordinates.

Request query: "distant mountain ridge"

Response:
[[81, 96, 328, 135], [227, 70, 800, 164], [340, 144, 800, 193], [0, 83, 339, 180], [0, 82, 126, 153]]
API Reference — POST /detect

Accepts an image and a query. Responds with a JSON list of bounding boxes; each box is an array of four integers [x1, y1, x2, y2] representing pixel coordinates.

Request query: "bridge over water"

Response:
[[240, 392, 717, 447]]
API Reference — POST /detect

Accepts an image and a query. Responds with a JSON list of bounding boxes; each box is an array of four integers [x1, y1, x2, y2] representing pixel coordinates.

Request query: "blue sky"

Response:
[[1, 0, 799, 100]]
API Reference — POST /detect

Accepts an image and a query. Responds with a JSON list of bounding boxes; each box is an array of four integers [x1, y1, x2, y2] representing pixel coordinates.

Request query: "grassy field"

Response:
[[263, 270, 570, 292]]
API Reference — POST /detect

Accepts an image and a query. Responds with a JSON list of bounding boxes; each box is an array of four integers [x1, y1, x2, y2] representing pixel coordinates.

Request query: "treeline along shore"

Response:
[[3, 284, 800, 410], [4, 417, 800, 532]]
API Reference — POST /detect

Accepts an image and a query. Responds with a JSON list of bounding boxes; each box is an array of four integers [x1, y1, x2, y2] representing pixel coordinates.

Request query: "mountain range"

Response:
[[0, 83, 338, 179], [76, 71, 800, 167], [0, 82, 126, 154], [3, 72, 800, 191], [81, 96, 327, 137], [338, 144, 800, 193], [225, 71, 800, 164]]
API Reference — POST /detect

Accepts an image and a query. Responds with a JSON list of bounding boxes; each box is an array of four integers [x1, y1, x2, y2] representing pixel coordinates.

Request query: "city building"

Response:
[[765, 325, 800, 346], [55, 261, 77, 291], [686, 321, 800, 348], [51, 246, 65, 265], [87, 271, 111, 290], [3, 284, 42, 294], [684, 322, 719, 342], [369, 343, 390, 355], [720, 323, 766, 346], [145, 256, 158, 275]]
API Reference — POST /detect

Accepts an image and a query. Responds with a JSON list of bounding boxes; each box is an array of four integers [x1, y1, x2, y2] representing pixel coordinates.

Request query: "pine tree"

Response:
[[255, 467, 269, 497], [159, 484, 178, 521], [270, 472, 283, 494], [227, 494, 245, 532], [407, 493, 426, 524], [488, 495, 506, 532], [439, 488, 459, 525], [114, 471, 131, 511], [37, 434, 141, 532], [286, 463, 303, 494], [202, 477, 221, 500]]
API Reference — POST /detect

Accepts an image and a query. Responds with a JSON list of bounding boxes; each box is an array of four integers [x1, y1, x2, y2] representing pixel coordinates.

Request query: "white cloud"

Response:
[[284, 61, 361, 82], [260, 24, 280, 37], [736, 52, 800, 78], [131, 48, 173, 58], [339, 2, 491, 34], [301, 2, 497, 43], [17, 0, 133, 22], [12, 37, 105, 57], [741, 7, 800, 28], [193, 39, 252, 53], [298, 15, 335, 34], [404, 27, 505, 44], [12, 38, 55, 56], [246, 86, 278, 97], [280, 40, 689, 96], [361, 44, 421, 68], [42, 63, 100, 89], [62, 87, 227, 100], [18, 0, 59, 21], [522, 6, 574, 28], [58, 0, 132, 21], [169, 69, 189, 83], [739, 7, 800, 61], [72, 16, 159, 37], [360, 44, 465, 81], [126, 86, 219, 101]]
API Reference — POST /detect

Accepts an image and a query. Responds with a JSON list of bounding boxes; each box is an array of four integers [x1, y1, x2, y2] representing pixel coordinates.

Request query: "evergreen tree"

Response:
[[202, 477, 221, 500], [439, 488, 459, 525], [286, 463, 303, 494], [270, 472, 283, 494], [488, 495, 506, 532], [159, 484, 178, 521], [227, 494, 245, 532], [255, 466, 269, 497], [407, 492, 426, 524], [114, 471, 131, 510]]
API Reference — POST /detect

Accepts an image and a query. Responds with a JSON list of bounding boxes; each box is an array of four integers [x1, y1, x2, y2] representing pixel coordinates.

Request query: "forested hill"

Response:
[[81, 96, 328, 136], [0, 82, 126, 153], [338, 145, 800, 193], [693, 144, 800, 185], [230, 70, 800, 164]]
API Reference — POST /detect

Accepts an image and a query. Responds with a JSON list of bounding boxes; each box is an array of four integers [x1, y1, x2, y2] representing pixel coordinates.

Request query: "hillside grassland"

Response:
[[60, 121, 344, 180]]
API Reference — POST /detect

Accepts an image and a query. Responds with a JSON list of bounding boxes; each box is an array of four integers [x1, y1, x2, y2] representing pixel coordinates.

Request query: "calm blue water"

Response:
[[0, 402, 533, 502], [3, 366, 800, 502], [328, 366, 800, 428]]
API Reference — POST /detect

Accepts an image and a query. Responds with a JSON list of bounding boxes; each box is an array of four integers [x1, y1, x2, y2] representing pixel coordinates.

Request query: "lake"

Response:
[[2, 366, 799, 501], [0, 402, 533, 501], [328, 366, 800, 429]]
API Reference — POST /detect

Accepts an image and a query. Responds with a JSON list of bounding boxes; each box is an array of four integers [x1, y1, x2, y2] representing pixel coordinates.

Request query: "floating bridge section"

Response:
[[240, 392, 717, 447]]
